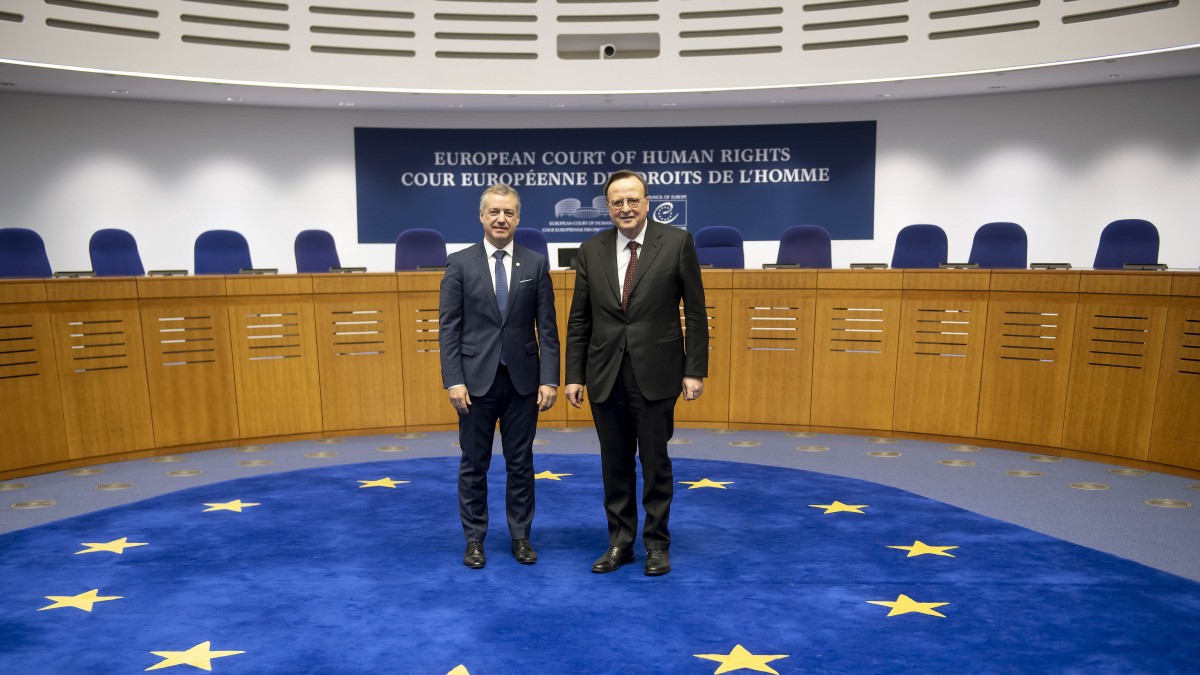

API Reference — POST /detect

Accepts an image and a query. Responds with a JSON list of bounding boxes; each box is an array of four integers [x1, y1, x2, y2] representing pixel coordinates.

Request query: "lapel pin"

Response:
[[515, 262, 521, 267]]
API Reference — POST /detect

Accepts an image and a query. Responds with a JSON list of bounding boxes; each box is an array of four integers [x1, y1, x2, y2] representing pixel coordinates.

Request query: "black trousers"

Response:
[[457, 365, 538, 543], [590, 353, 678, 550]]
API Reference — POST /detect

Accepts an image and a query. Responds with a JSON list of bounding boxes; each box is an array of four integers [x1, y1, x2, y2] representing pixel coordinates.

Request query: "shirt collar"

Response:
[[617, 226, 646, 250], [484, 239, 515, 258]]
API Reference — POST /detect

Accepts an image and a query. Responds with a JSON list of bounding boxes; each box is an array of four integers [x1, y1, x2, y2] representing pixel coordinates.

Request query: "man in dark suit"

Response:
[[564, 169, 708, 576], [439, 183, 559, 569]]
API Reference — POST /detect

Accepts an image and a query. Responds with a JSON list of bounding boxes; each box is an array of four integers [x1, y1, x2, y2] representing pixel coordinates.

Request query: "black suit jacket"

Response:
[[565, 221, 708, 402], [439, 242, 559, 397]]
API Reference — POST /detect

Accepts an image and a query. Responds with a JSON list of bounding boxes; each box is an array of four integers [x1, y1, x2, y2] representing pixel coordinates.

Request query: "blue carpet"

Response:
[[2, 455, 1198, 674]]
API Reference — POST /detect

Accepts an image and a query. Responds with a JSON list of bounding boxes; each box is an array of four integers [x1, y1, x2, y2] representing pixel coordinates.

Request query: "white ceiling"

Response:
[[3, 45, 1200, 112]]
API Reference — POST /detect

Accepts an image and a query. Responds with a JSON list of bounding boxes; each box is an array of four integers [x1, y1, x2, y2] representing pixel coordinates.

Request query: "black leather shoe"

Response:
[[591, 546, 634, 574], [512, 539, 537, 565], [644, 549, 671, 576], [463, 541, 485, 569]]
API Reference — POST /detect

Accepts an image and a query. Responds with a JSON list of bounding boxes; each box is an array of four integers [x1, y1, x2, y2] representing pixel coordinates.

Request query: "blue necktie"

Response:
[[493, 250, 508, 324]]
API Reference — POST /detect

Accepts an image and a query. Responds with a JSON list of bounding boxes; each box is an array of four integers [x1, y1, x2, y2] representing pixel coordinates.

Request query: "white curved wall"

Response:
[[2, 76, 1198, 272], [2, 1, 1197, 93]]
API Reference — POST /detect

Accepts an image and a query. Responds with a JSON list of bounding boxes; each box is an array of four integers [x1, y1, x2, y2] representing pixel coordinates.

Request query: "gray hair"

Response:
[[479, 183, 521, 214]]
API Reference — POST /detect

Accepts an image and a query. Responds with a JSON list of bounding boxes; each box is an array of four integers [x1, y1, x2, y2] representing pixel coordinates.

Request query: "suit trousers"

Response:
[[590, 352, 677, 550], [457, 364, 538, 542]]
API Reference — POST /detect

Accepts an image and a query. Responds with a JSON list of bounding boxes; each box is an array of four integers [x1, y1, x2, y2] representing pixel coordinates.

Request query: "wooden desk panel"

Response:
[[1148, 296, 1200, 470], [312, 293, 406, 432], [48, 300, 155, 459], [893, 291, 989, 438], [556, 271, 594, 425], [0, 303, 68, 471], [544, 272, 571, 424], [7, 271, 1200, 478], [140, 299, 239, 448], [810, 290, 902, 430], [1061, 294, 1169, 459], [1079, 271, 1172, 296], [226, 296, 323, 439], [675, 287, 731, 424], [727, 290, 815, 426], [396, 291, 457, 427], [977, 292, 1078, 447]]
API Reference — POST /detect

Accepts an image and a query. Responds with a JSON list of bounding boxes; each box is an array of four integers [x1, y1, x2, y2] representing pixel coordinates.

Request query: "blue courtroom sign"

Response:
[[354, 122, 876, 244]]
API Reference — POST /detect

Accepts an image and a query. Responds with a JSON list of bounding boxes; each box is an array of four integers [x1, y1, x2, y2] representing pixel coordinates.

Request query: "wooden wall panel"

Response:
[[48, 300, 154, 459], [1148, 296, 1200, 469], [140, 299, 239, 448], [893, 291, 989, 438], [397, 291, 457, 427], [727, 290, 816, 425], [312, 292, 406, 432], [226, 296, 323, 439], [0, 303, 68, 471], [1061, 294, 1169, 459], [810, 290, 902, 430], [976, 292, 1078, 447]]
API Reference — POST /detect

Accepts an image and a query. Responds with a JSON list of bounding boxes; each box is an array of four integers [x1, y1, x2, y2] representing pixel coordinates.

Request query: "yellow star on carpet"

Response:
[[887, 540, 958, 558], [534, 471, 572, 480], [202, 500, 260, 512], [694, 644, 789, 674], [38, 588, 122, 612], [146, 641, 244, 671], [809, 501, 869, 514], [76, 537, 148, 555], [357, 477, 410, 488], [867, 594, 950, 618], [447, 666, 470, 675], [679, 478, 734, 489]]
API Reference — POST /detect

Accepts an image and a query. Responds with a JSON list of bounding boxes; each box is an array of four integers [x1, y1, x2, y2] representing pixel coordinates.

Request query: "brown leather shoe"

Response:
[[512, 539, 538, 565], [591, 546, 634, 573], [463, 541, 485, 569], [644, 549, 671, 576]]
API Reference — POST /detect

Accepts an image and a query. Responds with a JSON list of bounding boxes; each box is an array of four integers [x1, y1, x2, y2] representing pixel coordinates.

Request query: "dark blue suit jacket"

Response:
[[439, 242, 559, 397]]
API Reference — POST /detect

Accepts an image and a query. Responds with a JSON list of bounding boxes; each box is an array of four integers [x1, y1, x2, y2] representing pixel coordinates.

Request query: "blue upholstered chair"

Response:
[[694, 226, 745, 269], [394, 228, 447, 270], [968, 222, 1027, 269], [513, 227, 549, 260], [776, 225, 832, 268], [89, 228, 145, 276], [891, 224, 948, 269], [0, 228, 53, 278], [1093, 219, 1159, 269], [194, 229, 252, 275], [294, 229, 341, 273]]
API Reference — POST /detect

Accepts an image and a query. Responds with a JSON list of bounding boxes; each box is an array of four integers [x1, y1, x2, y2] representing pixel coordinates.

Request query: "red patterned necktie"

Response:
[[621, 241, 638, 312]]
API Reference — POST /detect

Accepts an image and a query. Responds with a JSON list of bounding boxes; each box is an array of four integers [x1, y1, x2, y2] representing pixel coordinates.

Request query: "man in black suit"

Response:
[[439, 183, 559, 569], [564, 169, 708, 576]]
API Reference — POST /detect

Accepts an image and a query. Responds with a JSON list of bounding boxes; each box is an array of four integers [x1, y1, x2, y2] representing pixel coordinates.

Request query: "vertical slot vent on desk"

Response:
[[999, 310, 1059, 363], [829, 307, 883, 355], [0, 322, 39, 379], [1086, 313, 1149, 370], [332, 308, 385, 356], [414, 307, 440, 353], [244, 312, 301, 361], [913, 307, 971, 358], [68, 319, 130, 373], [158, 315, 216, 366], [746, 306, 800, 352], [1177, 317, 1200, 376]]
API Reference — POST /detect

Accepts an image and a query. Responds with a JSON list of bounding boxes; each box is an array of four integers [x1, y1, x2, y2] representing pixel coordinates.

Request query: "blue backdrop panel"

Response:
[[354, 122, 876, 244]]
